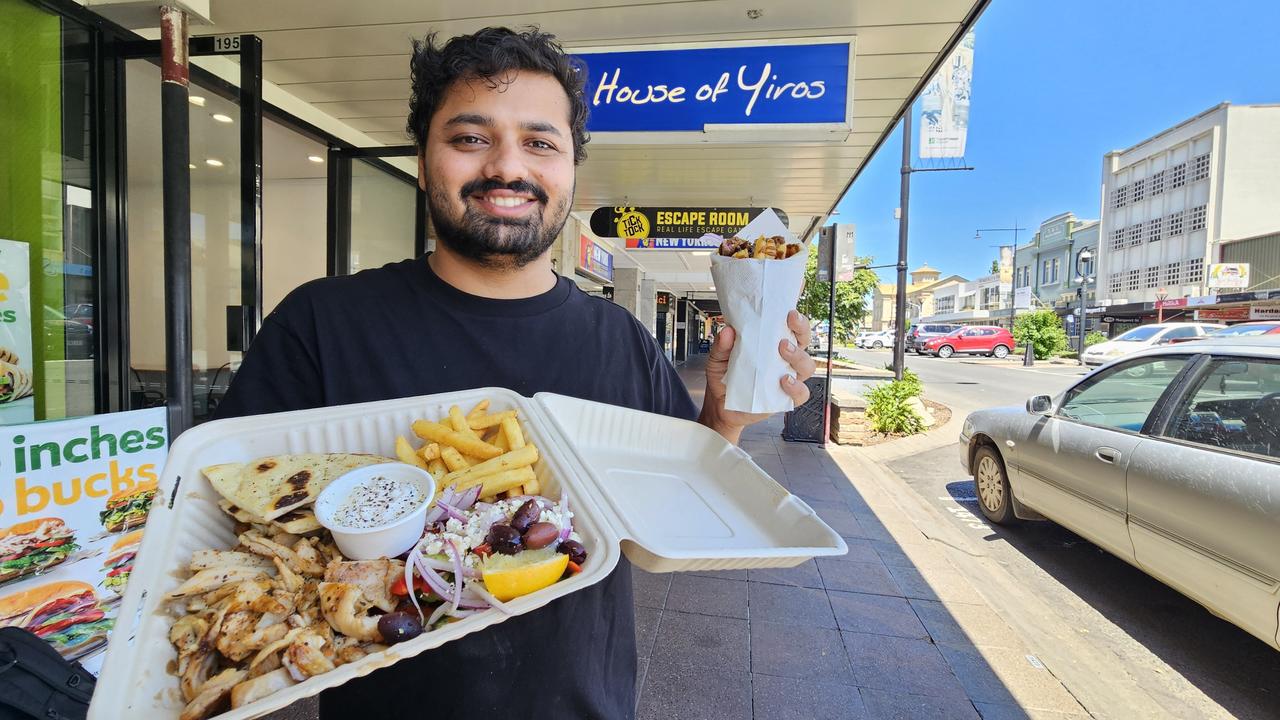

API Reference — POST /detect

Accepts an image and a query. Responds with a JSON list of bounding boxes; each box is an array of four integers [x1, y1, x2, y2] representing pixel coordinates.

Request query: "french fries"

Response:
[[442, 444, 538, 490], [439, 447, 471, 473], [402, 403, 545, 501], [411, 420, 503, 460], [465, 399, 489, 420], [395, 436, 429, 470], [500, 416, 525, 450]]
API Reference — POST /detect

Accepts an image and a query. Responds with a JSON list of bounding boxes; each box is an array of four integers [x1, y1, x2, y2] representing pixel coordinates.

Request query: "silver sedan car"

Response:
[[959, 337, 1280, 650]]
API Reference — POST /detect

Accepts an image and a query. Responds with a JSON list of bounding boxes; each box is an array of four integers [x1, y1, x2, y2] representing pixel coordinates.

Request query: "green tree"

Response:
[[1012, 309, 1069, 360], [798, 245, 879, 344], [990, 260, 1000, 274]]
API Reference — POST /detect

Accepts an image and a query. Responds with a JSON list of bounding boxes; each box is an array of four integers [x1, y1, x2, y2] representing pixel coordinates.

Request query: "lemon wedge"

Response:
[[481, 548, 570, 601]]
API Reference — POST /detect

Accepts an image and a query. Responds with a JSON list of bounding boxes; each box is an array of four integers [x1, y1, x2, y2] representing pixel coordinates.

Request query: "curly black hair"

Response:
[[408, 27, 590, 165]]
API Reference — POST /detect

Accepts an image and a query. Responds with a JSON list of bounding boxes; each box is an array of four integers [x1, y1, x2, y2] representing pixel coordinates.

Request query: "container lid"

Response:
[[531, 393, 845, 573]]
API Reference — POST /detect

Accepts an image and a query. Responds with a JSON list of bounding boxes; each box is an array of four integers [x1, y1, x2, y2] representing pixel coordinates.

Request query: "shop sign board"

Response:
[[592, 206, 789, 240], [1013, 286, 1033, 310], [0, 408, 168, 676], [1217, 291, 1259, 304], [1155, 296, 1188, 309], [577, 235, 614, 284], [656, 291, 672, 309], [1196, 307, 1251, 322], [816, 223, 856, 282], [1186, 295, 1218, 307], [1207, 263, 1250, 289], [574, 41, 852, 132], [1250, 301, 1280, 321], [0, 239, 34, 424]]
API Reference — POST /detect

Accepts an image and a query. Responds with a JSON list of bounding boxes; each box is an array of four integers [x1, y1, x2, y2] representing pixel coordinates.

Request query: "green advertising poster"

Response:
[[0, 409, 168, 676], [0, 239, 35, 423]]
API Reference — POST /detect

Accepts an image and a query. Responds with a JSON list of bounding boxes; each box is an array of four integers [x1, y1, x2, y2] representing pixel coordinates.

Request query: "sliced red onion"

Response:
[[414, 553, 454, 600], [437, 502, 468, 525], [403, 546, 425, 624], [456, 485, 482, 511], [426, 602, 450, 628], [468, 582, 514, 615], [556, 495, 572, 542], [444, 540, 464, 609], [420, 555, 479, 579]]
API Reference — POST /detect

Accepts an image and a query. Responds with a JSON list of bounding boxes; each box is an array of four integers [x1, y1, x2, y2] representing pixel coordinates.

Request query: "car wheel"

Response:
[[937, 345, 954, 359], [872, 341, 883, 349], [973, 445, 1016, 525], [992, 344, 1010, 359]]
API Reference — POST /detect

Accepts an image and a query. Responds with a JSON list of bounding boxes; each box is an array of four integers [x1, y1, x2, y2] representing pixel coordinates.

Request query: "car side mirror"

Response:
[[1026, 395, 1053, 415]]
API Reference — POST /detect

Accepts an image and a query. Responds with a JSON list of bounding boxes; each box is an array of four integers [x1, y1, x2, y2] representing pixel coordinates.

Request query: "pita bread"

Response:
[[0, 348, 18, 365], [220, 499, 322, 534], [203, 454, 393, 521]]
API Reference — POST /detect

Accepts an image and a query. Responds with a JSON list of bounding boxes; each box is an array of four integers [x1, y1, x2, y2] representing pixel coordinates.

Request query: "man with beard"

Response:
[[216, 27, 815, 718]]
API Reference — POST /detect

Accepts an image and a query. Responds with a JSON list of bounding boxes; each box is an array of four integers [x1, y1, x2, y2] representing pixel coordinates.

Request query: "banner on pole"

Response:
[[919, 32, 975, 159]]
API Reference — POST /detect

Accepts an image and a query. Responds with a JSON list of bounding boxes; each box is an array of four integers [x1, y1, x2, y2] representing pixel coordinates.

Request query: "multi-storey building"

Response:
[[1096, 103, 1280, 321], [869, 264, 966, 331], [1014, 212, 1100, 336]]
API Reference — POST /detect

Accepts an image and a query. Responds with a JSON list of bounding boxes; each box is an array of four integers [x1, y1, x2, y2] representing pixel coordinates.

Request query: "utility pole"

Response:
[[893, 114, 912, 381], [890, 107, 973, 381]]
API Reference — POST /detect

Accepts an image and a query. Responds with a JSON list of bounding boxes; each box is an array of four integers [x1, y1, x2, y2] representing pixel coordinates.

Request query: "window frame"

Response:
[[1148, 354, 1280, 465], [1054, 353, 1200, 436]]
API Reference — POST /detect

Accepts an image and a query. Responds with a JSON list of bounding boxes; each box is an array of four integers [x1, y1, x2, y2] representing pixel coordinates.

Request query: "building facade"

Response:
[[869, 265, 966, 331], [1013, 212, 1100, 336], [1096, 103, 1280, 321]]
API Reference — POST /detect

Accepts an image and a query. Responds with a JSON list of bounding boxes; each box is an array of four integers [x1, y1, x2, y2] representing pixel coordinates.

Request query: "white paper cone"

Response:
[[709, 210, 809, 414]]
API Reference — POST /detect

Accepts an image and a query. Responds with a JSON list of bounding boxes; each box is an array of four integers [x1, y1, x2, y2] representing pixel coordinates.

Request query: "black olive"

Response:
[[486, 523, 523, 555], [557, 539, 587, 565], [377, 611, 423, 644], [511, 499, 541, 533]]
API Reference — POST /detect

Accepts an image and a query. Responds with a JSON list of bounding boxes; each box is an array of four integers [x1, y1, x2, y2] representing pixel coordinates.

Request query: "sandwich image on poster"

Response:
[[0, 517, 79, 586], [101, 530, 142, 596], [0, 580, 113, 661], [99, 480, 158, 533]]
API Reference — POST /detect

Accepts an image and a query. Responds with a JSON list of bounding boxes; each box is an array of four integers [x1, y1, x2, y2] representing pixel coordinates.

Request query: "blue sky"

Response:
[[836, 0, 1280, 281]]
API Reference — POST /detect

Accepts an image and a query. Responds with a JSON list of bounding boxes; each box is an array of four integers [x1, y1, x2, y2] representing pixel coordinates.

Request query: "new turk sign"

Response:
[[573, 41, 852, 132]]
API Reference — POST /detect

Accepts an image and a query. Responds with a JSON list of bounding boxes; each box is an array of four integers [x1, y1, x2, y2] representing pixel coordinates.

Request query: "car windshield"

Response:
[[1114, 326, 1162, 342], [1212, 324, 1280, 336]]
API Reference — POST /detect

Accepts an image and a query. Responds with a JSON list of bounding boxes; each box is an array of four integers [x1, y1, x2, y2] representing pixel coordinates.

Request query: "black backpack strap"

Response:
[[0, 628, 96, 720]]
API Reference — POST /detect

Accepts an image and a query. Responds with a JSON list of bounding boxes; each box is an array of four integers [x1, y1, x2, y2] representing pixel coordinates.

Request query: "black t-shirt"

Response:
[[215, 256, 697, 719]]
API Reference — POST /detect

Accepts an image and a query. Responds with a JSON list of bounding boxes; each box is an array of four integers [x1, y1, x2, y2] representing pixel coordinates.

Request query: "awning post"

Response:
[[161, 5, 193, 436]]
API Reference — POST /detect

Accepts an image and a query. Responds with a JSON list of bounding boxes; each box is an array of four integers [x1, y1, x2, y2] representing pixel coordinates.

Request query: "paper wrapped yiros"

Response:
[[708, 209, 808, 414]]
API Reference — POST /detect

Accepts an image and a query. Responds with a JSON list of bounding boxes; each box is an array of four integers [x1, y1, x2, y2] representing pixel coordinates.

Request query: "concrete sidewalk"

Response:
[[635, 356, 1091, 719]]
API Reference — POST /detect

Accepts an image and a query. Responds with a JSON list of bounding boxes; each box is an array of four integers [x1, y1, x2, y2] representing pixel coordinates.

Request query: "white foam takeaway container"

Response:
[[90, 388, 846, 720]]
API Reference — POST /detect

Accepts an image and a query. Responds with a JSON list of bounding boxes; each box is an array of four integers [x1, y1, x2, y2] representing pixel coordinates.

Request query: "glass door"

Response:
[[118, 35, 263, 426], [327, 146, 424, 275]]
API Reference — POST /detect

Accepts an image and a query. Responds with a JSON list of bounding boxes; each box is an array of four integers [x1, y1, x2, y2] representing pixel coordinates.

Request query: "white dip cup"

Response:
[[315, 463, 435, 560]]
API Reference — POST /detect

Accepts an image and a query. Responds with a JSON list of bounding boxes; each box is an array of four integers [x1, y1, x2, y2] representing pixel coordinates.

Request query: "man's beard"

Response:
[[427, 177, 571, 269]]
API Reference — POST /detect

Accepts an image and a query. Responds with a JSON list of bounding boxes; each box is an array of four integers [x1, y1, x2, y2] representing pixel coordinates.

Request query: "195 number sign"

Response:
[[214, 35, 241, 53]]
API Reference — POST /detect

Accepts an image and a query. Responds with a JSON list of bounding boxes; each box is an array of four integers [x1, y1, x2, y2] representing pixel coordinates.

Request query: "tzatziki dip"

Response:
[[332, 475, 423, 529]]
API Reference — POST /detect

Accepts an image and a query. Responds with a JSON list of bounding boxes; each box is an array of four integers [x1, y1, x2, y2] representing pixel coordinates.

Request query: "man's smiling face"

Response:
[[420, 71, 576, 268]]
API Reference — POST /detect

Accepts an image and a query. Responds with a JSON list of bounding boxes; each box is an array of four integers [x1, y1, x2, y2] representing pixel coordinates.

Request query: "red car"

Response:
[[924, 325, 1015, 358]]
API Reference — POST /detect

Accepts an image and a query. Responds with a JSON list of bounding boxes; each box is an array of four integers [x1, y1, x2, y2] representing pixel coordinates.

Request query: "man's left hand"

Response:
[[699, 310, 818, 445]]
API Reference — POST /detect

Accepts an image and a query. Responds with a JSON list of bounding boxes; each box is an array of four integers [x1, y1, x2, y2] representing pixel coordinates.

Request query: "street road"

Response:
[[840, 346, 1280, 719]]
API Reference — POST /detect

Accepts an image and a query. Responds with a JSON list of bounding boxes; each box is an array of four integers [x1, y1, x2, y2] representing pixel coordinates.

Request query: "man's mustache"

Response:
[[460, 179, 549, 204]]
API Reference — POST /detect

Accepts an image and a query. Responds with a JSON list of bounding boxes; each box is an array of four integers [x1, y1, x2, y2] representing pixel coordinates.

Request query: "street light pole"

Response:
[[975, 226, 1026, 327], [1074, 247, 1094, 366]]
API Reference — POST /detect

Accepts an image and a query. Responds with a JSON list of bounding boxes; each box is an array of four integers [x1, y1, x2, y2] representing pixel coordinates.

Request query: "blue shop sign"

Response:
[[573, 41, 851, 132]]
